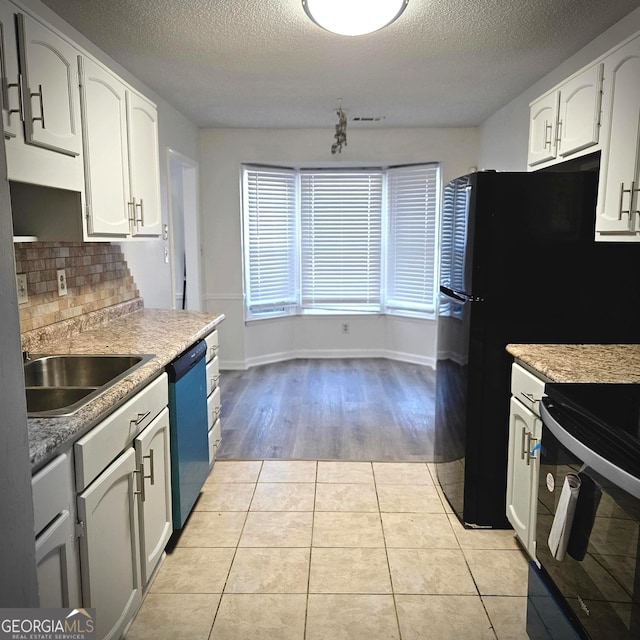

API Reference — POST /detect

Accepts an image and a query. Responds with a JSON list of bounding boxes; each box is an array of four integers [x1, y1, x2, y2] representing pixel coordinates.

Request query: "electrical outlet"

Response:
[[16, 273, 28, 304], [342, 322, 350, 334], [57, 269, 68, 296]]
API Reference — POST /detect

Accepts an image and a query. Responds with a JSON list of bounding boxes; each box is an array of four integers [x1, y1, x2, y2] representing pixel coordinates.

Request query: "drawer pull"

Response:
[[210, 374, 221, 387], [520, 426, 527, 460], [131, 410, 151, 426], [519, 391, 540, 404]]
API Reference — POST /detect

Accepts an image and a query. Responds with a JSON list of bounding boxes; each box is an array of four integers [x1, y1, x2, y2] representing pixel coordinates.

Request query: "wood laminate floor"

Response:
[[217, 358, 436, 461]]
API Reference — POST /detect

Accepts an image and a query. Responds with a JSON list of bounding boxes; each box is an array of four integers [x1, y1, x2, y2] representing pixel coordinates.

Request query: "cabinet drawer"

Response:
[[75, 373, 168, 491], [511, 363, 545, 416], [206, 356, 220, 396], [208, 419, 222, 464], [207, 386, 221, 430], [32, 453, 71, 535], [205, 330, 219, 363]]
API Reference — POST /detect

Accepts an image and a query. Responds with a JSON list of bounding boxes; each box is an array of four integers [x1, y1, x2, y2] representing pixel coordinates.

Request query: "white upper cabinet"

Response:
[[79, 56, 161, 238], [528, 63, 603, 168], [595, 35, 640, 239], [557, 63, 603, 158], [16, 12, 82, 157], [126, 91, 161, 236], [528, 92, 559, 166], [0, 1, 20, 138], [79, 56, 131, 237]]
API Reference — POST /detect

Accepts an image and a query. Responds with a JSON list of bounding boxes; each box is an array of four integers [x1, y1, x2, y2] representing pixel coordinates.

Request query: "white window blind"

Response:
[[386, 164, 440, 314], [300, 170, 383, 311], [242, 166, 298, 319], [439, 175, 469, 317]]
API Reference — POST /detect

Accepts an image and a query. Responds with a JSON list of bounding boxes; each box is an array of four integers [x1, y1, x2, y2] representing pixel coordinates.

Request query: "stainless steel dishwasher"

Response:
[[166, 340, 209, 529]]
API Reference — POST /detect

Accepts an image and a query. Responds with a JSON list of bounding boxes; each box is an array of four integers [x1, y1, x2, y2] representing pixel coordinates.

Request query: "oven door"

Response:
[[530, 399, 640, 639]]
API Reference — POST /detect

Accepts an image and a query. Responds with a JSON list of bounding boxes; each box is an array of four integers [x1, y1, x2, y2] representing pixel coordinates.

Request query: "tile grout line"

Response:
[[206, 460, 263, 640], [372, 462, 405, 640]]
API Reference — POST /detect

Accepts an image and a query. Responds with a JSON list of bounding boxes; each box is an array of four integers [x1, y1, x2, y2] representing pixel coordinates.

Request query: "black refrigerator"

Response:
[[434, 167, 640, 529]]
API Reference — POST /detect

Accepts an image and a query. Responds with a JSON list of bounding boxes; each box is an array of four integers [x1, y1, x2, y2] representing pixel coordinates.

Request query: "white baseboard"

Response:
[[224, 348, 435, 371]]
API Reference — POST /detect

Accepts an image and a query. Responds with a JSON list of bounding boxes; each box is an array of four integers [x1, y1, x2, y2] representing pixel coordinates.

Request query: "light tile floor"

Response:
[[125, 461, 529, 640]]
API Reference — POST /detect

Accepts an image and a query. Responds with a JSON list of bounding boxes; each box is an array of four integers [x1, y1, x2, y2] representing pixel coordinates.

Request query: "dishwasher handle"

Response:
[[167, 340, 207, 382]]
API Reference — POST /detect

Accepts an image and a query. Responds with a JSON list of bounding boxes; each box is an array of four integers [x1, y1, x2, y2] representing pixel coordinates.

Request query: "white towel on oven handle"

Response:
[[548, 473, 581, 561]]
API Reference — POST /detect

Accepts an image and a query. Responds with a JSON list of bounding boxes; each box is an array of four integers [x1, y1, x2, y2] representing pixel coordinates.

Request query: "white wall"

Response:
[[199, 127, 479, 368], [19, 0, 201, 310], [478, 6, 640, 171]]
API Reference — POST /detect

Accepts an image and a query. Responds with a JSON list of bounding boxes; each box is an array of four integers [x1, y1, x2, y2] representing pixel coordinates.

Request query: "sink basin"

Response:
[[24, 354, 146, 387], [24, 353, 154, 417], [25, 387, 96, 414]]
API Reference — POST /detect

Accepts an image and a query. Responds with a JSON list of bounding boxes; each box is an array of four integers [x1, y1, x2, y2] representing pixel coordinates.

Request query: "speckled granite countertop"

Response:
[[506, 344, 640, 383], [28, 308, 224, 470]]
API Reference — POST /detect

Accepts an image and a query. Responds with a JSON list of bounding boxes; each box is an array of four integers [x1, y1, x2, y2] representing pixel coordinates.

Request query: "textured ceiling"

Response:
[[40, 0, 640, 129]]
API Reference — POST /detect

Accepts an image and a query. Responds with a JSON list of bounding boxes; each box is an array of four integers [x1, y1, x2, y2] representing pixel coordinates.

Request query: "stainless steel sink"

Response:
[[25, 387, 97, 414], [24, 354, 154, 417]]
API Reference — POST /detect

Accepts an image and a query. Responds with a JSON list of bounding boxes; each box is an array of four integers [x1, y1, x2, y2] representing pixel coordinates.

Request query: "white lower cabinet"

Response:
[[506, 363, 544, 559], [74, 373, 170, 640], [134, 408, 172, 585], [32, 452, 81, 608], [35, 510, 77, 608], [77, 448, 141, 640]]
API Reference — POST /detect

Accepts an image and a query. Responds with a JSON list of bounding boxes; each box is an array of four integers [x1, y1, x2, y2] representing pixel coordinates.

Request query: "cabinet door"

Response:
[[0, 2, 20, 138], [528, 92, 559, 167], [127, 91, 161, 236], [506, 397, 540, 558], [558, 63, 603, 158], [16, 12, 82, 156], [79, 56, 131, 237], [134, 408, 172, 585], [596, 36, 640, 237], [77, 447, 141, 640], [35, 510, 81, 608]]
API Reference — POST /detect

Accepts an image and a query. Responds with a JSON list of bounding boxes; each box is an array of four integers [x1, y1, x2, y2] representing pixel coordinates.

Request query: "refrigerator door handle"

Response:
[[440, 285, 483, 303]]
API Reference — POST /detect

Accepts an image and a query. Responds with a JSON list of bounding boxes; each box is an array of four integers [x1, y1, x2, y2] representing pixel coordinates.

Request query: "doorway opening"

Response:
[[167, 149, 201, 310]]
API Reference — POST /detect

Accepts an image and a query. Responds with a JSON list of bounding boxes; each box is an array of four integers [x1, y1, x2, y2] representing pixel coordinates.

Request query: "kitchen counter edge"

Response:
[[506, 343, 640, 384]]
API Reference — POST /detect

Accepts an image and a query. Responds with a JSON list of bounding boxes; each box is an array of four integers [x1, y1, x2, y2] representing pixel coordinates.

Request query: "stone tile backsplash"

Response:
[[14, 241, 139, 333]]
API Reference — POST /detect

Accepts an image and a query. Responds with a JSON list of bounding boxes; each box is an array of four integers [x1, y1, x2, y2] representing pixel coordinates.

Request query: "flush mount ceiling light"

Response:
[[303, 0, 409, 36]]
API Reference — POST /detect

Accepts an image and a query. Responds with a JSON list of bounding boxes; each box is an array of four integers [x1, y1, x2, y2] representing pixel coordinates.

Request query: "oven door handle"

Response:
[[540, 400, 640, 500]]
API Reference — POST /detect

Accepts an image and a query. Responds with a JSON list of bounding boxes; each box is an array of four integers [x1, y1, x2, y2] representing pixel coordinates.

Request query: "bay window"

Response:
[[242, 163, 440, 321]]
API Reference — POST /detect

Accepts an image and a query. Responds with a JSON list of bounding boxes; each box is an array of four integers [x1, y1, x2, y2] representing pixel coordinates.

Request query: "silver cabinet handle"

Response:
[[555, 119, 562, 146], [525, 431, 533, 466], [128, 198, 137, 229], [528, 436, 538, 465], [543, 121, 553, 150], [519, 391, 541, 404], [144, 449, 155, 486], [6, 74, 24, 123], [133, 464, 146, 502], [520, 425, 527, 460], [135, 199, 144, 227], [210, 374, 221, 387], [30, 83, 45, 128], [213, 406, 221, 420], [130, 410, 150, 426]]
